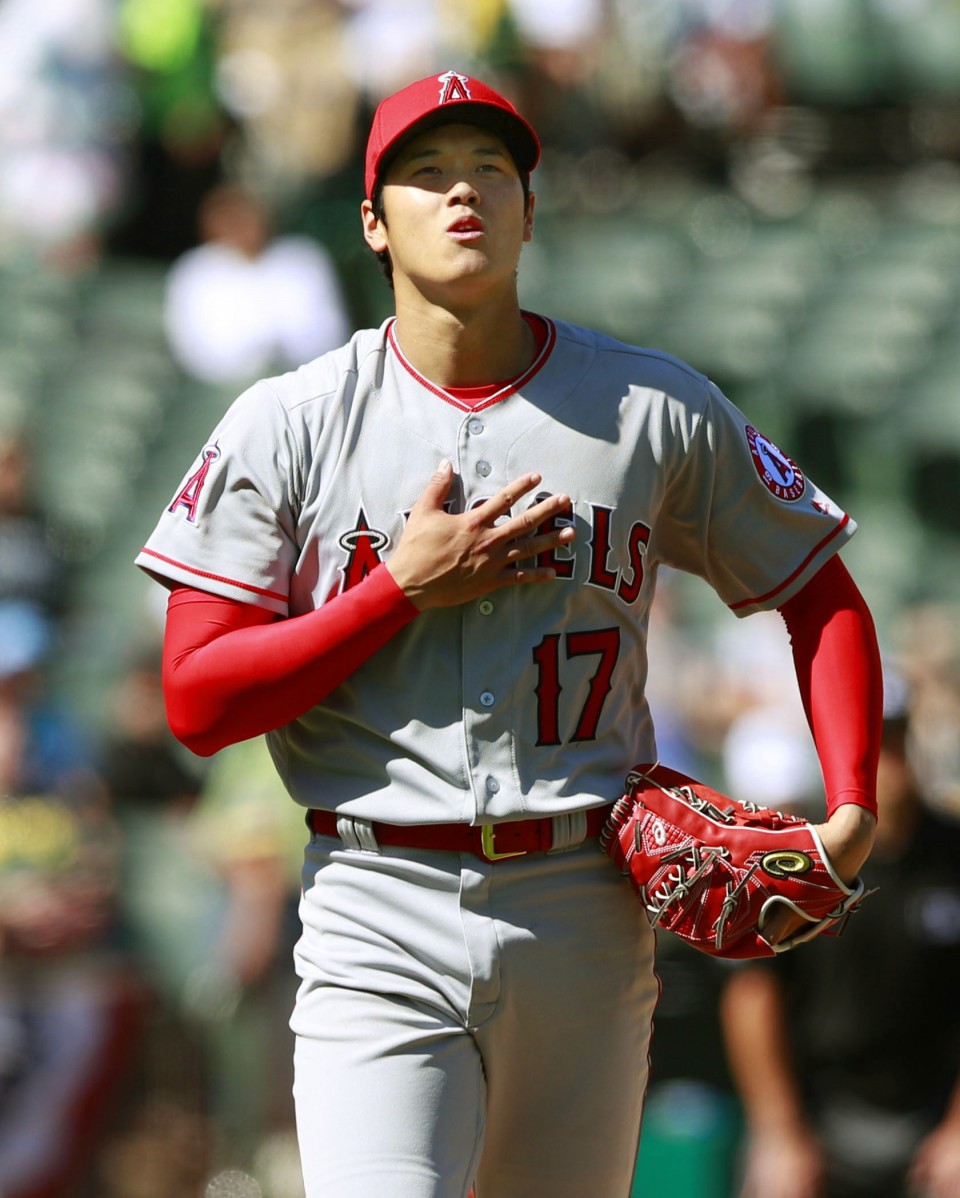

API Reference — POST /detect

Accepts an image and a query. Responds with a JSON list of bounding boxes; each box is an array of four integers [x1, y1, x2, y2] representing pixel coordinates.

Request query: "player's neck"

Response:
[[391, 290, 535, 389]]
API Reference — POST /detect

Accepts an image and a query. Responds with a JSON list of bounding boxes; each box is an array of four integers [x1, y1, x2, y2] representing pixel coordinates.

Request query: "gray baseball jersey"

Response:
[[137, 316, 854, 823]]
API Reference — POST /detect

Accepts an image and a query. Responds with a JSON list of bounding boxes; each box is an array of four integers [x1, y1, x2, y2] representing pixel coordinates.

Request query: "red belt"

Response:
[[307, 806, 614, 863]]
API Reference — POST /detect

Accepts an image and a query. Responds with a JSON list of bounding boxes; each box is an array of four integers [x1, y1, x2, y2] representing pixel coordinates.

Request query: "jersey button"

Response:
[[480, 691, 496, 707], [486, 776, 500, 794], [478, 599, 494, 616], [468, 418, 484, 435], [476, 460, 492, 477]]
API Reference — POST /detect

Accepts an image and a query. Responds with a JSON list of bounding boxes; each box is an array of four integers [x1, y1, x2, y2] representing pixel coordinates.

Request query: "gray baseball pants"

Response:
[[291, 823, 658, 1197]]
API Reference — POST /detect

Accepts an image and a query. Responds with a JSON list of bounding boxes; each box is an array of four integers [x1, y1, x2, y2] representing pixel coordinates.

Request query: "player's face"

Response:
[[362, 123, 534, 303]]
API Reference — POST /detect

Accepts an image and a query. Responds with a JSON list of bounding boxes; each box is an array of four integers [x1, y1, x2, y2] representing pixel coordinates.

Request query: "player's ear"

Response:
[[523, 192, 535, 244], [361, 199, 389, 253]]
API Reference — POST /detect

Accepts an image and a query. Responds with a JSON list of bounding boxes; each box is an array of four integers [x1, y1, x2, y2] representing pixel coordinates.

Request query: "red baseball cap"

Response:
[[364, 70, 541, 199]]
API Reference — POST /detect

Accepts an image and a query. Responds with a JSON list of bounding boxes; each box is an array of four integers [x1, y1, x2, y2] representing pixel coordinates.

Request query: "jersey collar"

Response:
[[385, 315, 555, 412]]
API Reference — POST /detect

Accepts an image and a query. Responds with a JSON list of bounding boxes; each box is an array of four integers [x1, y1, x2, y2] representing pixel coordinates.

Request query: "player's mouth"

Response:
[[447, 216, 485, 242]]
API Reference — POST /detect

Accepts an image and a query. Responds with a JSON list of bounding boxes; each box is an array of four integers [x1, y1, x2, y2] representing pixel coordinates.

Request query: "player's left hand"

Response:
[[603, 765, 873, 958], [763, 804, 876, 947], [811, 804, 876, 883]]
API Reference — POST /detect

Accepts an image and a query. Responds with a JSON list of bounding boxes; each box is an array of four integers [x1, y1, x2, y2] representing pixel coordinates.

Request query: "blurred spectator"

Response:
[[0, 434, 65, 621], [94, 652, 216, 1198], [110, 0, 225, 260], [718, 609, 822, 814], [665, 0, 781, 138], [649, 596, 820, 787], [719, 671, 960, 1198], [0, 604, 143, 1198], [636, 571, 749, 1198], [214, 0, 358, 192], [98, 648, 203, 815], [509, 0, 607, 62], [100, 654, 304, 1192], [893, 602, 960, 822], [0, 603, 90, 795], [185, 736, 305, 1182], [97, 656, 304, 1192], [340, 0, 450, 109], [0, 0, 135, 272], [98, 648, 217, 1018], [644, 568, 716, 778], [163, 183, 350, 385]]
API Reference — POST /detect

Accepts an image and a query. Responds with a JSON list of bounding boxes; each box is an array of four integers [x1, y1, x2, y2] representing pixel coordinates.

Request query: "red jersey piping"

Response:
[[386, 315, 556, 412], [728, 514, 851, 612], [139, 547, 287, 603]]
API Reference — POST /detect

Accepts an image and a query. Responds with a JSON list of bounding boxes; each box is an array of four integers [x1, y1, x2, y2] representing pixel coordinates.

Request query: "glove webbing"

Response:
[[641, 841, 757, 951]]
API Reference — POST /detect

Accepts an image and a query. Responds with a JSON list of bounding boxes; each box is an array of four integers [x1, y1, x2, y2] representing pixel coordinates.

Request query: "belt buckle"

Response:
[[480, 824, 527, 862]]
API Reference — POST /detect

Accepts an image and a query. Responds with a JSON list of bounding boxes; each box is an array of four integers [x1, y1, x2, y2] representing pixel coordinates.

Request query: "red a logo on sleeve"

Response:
[[168, 444, 221, 523]]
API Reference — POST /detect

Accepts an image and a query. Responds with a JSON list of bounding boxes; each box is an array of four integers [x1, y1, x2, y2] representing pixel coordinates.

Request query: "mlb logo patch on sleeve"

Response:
[[745, 426, 805, 502]]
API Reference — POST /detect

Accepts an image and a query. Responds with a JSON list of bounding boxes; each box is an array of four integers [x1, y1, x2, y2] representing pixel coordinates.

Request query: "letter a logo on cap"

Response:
[[437, 70, 472, 103]]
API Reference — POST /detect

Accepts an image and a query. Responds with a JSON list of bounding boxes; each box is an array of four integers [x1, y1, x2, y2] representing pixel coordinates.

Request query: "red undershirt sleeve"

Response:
[[777, 554, 882, 818], [162, 565, 419, 757]]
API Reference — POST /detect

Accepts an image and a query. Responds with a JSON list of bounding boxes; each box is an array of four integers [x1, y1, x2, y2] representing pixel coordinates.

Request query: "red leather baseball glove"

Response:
[[601, 763, 869, 959]]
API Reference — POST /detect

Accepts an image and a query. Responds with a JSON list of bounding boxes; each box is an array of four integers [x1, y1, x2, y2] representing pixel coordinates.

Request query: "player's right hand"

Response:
[[386, 460, 576, 610]]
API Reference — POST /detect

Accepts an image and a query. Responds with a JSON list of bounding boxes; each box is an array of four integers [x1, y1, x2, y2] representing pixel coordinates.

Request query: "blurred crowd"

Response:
[[2, 1, 960, 1196], [4, 0, 960, 271], [0, 423, 309, 1196]]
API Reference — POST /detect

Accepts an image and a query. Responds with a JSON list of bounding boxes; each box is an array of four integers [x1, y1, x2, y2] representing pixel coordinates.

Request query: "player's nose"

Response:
[[446, 177, 480, 205]]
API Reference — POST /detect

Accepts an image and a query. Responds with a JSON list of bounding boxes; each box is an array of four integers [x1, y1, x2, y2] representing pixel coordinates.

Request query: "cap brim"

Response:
[[372, 103, 539, 196]]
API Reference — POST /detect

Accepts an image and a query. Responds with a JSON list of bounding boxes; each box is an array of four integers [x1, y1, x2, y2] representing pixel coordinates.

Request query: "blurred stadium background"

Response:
[[2, 2, 960, 1196], [3, 0, 960, 708]]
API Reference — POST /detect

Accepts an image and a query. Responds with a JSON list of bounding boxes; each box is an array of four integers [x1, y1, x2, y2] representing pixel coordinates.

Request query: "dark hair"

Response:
[[369, 168, 532, 290]]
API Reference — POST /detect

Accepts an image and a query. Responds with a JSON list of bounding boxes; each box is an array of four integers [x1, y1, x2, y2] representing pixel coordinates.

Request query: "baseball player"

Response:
[[137, 71, 882, 1197]]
